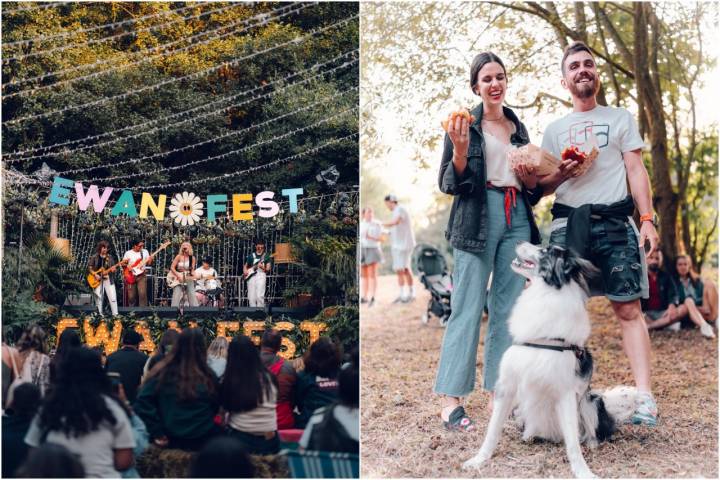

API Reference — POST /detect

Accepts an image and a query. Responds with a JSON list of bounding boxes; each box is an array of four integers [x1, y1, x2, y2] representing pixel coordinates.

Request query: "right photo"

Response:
[[360, 2, 718, 478]]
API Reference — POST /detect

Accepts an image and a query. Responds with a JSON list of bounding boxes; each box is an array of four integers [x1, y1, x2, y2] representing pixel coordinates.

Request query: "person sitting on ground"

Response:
[[674, 254, 717, 337], [645, 252, 717, 338], [2, 383, 41, 477], [207, 336, 229, 379], [189, 436, 255, 478], [24, 347, 136, 478], [134, 328, 220, 451], [221, 335, 280, 455], [50, 328, 82, 383], [142, 329, 180, 381], [642, 250, 682, 332], [14, 443, 85, 478], [260, 329, 297, 430], [294, 337, 341, 429], [106, 331, 149, 403], [300, 359, 359, 453]]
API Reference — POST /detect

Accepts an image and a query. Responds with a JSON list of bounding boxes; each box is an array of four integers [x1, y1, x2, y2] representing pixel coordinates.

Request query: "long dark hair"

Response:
[[469, 52, 506, 94], [50, 328, 82, 383], [303, 337, 341, 378], [17, 325, 48, 355], [220, 336, 276, 413], [39, 347, 118, 437], [96, 240, 110, 255], [148, 328, 216, 401]]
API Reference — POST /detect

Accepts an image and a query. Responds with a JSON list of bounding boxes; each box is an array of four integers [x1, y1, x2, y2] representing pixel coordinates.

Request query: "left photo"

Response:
[[1, 2, 358, 478]]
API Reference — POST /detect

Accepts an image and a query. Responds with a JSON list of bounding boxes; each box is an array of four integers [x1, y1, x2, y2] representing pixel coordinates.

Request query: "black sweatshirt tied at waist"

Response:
[[551, 195, 635, 260]]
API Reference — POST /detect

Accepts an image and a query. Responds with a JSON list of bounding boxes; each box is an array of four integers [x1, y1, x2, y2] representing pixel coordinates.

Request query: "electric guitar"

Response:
[[244, 253, 275, 282], [123, 241, 171, 285], [87, 259, 128, 289], [166, 271, 214, 289]]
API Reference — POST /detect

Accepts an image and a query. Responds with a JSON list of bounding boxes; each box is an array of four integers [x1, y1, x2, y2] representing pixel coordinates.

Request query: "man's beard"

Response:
[[568, 75, 600, 100], [648, 264, 660, 272]]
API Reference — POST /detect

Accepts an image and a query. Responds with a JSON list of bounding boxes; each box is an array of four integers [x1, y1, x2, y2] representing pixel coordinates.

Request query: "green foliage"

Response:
[[2, 233, 82, 337], [361, 2, 717, 267]]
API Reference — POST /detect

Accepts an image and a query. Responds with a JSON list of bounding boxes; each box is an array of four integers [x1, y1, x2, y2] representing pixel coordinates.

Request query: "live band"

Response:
[[87, 239, 272, 316]]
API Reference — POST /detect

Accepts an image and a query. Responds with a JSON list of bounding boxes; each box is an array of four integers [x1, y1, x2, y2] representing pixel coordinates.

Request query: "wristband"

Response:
[[639, 213, 653, 223]]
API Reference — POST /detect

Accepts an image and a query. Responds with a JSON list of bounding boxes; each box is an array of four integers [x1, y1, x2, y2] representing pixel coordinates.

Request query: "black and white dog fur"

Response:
[[462, 243, 638, 479]]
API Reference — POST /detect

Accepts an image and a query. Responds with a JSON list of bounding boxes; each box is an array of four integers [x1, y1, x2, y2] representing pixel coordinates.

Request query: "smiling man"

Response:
[[539, 41, 660, 427]]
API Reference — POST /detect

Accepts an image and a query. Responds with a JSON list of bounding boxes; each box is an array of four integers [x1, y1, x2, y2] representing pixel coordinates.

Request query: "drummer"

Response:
[[194, 256, 220, 306]]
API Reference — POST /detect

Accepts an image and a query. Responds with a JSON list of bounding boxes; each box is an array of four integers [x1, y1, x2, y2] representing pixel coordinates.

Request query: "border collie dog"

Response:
[[463, 243, 637, 479]]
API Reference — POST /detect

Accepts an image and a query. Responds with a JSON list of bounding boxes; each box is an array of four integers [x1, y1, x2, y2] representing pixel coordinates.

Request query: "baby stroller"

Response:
[[413, 244, 452, 326]]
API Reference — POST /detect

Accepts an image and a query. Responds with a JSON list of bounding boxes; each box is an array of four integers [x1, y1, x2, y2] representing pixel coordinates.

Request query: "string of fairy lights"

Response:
[[59, 86, 357, 177], [3, 14, 358, 126], [3, 4, 359, 200], [2, 3, 313, 93], [3, 50, 358, 161]]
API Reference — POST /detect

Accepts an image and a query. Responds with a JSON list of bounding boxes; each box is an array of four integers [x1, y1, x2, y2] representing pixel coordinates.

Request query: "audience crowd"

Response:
[[1, 324, 359, 478]]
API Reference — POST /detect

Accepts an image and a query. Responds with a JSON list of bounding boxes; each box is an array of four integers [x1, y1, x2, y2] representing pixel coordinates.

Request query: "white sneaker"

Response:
[[665, 322, 681, 332], [700, 321, 715, 338]]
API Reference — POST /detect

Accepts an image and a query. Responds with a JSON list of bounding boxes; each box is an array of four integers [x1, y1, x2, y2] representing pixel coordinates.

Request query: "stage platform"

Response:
[[60, 305, 312, 320]]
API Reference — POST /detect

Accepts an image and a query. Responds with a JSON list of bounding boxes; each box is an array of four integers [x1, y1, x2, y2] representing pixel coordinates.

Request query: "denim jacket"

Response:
[[438, 103, 542, 253]]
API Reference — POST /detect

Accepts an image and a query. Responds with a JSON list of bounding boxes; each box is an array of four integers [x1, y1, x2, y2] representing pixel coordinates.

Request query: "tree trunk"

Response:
[[633, 3, 677, 262]]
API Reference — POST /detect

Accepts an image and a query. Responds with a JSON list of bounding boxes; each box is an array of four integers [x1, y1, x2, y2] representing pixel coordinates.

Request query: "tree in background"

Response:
[[361, 1, 717, 271]]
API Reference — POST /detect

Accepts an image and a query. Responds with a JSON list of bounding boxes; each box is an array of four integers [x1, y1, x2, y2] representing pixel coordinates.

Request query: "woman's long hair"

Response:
[[39, 347, 118, 437], [676, 254, 701, 287], [178, 241, 194, 258], [147, 328, 216, 401], [208, 336, 229, 359], [220, 336, 276, 413], [17, 325, 48, 355], [303, 337, 341, 378], [50, 328, 82, 383]]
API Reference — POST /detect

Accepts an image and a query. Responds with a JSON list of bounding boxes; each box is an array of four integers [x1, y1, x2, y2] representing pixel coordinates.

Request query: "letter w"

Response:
[[75, 183, 113, 212]]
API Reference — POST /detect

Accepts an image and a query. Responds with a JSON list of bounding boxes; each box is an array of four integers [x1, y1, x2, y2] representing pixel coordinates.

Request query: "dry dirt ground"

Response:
[[361, 275, 718, 478]]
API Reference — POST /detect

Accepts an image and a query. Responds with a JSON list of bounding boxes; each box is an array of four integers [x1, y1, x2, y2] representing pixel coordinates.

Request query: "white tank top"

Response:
[[484, 132, 521, 189]]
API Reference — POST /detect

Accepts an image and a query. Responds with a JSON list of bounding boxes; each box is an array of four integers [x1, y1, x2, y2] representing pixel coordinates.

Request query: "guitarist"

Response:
[[169, 241, 198, 308], [88, 240, 120, 316], [122, 239, 155, 307], [244, 240, 272, 308]]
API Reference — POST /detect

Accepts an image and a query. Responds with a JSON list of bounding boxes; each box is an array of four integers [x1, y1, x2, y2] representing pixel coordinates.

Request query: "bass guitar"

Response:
[[123, 241, 171, 285], [87, 259, 128, 289]]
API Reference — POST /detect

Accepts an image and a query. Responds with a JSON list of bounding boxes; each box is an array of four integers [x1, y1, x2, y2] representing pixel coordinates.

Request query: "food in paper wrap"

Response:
[[560, 143, 599, 177], [507, 144, 560, 176], [441, 109, 476, 132]]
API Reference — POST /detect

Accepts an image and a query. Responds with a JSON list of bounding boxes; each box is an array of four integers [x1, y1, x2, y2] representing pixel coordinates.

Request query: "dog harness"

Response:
[[517, 338, 588, 360]]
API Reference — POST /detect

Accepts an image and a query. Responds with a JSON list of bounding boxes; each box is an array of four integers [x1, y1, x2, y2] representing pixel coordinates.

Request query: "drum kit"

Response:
[[197, 277, 224, 307]]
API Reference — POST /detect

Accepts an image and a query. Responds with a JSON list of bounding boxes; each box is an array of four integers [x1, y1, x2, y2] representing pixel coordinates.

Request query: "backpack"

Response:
[[306, 404, 358, 453], [6, 350, 49, 407]]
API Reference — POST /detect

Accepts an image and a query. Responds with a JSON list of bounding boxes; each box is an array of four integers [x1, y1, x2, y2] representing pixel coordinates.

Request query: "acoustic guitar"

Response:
[[123, 241, 171, 285], [87, 259, 128, 290]]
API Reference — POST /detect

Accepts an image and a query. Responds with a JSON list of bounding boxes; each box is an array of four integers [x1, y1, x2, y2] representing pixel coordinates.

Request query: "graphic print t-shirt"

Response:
[[541, 105, 645, 207]]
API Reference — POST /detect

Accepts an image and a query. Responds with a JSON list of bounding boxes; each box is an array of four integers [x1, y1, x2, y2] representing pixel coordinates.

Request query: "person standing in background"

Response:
[[383, 194, 417, 303], [360, 206, 384, 307]]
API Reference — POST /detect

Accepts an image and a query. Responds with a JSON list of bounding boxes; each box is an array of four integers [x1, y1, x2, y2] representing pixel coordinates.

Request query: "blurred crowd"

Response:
[[2, 325, 358, 478]]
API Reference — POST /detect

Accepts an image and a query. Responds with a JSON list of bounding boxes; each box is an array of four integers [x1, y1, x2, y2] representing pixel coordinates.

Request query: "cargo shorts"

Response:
[[549, 217, 649, 302]]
